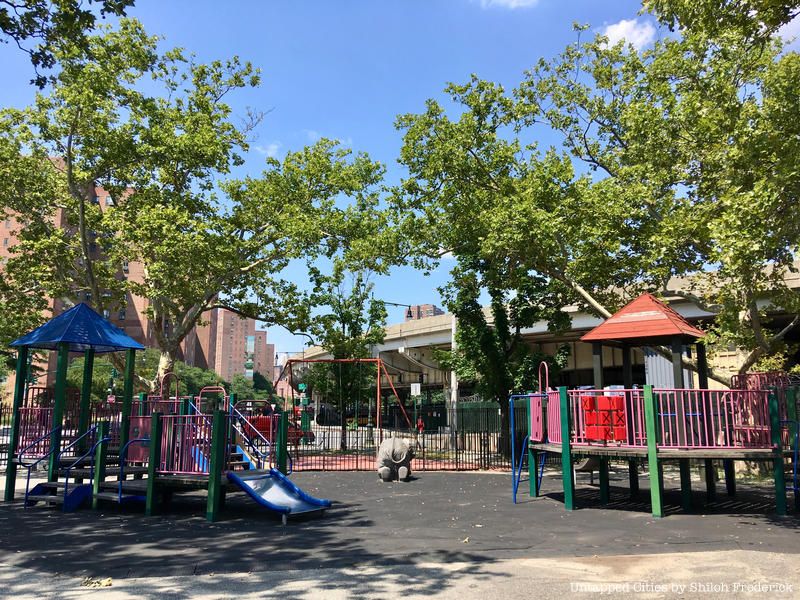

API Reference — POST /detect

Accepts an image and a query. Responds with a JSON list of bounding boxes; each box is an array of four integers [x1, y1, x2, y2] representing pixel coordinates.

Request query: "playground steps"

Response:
[[93, 480, 147, 504], [26, 482, 66, 505], [25, 480, 93, 512], [227, 448, 253, 471]]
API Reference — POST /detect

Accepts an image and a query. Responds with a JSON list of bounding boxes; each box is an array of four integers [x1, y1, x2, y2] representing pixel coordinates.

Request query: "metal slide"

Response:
[[227, 468, 331, 524]]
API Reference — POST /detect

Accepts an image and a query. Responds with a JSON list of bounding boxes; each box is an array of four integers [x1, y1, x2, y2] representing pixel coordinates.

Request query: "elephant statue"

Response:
[[376, 437, 415, 482]]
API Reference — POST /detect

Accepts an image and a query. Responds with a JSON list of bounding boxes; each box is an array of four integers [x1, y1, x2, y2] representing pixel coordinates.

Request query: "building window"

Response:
[[105, 196, 114, 206], [122, 260, 129, 273], [2, 238, 7, 247], [118, 309, 126, 321], [4, 219, 10, 229], [102, 309, 110, 318]]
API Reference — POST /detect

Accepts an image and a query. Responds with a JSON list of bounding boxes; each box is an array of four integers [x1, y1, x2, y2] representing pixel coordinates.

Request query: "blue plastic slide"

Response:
[[227, 468, 331, 524]]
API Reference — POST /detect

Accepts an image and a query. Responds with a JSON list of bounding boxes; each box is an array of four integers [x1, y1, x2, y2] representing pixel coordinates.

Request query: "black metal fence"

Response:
[[0, 405, 12, 467], [288, 403, 529, 472]]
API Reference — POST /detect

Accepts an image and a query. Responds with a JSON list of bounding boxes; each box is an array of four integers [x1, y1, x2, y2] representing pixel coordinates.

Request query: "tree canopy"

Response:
[[0, 19, 394, 386], [394, 5, 800, 384]]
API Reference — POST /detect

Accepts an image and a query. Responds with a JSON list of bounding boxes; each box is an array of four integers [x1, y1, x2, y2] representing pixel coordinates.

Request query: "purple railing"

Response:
[[528, 394, 544, 442], [158, 414, 214, 475], [546, 390, 562, 443], [530, 387, 778, 451]]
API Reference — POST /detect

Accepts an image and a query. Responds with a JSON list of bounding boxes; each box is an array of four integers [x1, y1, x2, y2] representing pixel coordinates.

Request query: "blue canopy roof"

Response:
[[10, 302, 145, 353]]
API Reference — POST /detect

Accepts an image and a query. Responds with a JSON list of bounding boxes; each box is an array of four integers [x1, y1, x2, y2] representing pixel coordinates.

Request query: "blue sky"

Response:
[[1, 0, 663, 353]]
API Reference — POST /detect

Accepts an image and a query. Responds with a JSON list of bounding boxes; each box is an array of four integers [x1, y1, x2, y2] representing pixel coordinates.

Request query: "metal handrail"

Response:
[[17, 426, 61, 467], [781, 419, 799, 495], [19, 426, 62, 508], [61, 435, 111, 507], [57, 424, 98, 465], [230, 404, 273, 469], [117, 437, 150, 503]]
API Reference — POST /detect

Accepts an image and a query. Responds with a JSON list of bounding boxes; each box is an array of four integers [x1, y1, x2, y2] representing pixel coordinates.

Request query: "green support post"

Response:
[[704, 459, 716, 503], [119, 349, 136, 453], [206, 409, 227, 522], [138, 392, 147, 416], [48, 342, 70, 482], [92, 421, 110, 509], [180, 395, 190, 416], [277, 411, 289, 475], [145, 412, 163, 517], [77, 348, 95, 454], [787, 387, 799, 511], [628, 460, 639, 497], [643, 385, 664, 518], [4, 346, 29, 501], [558, 386, 575, 511], [768, 390, 787, 516], [529, 448, 539, 497], [679, 458, 692, 510], [599, 458, 610, 504]]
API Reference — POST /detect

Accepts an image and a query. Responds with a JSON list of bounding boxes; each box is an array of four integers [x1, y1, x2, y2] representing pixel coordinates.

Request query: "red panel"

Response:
[[599, 411, 612, 425], [584, 411, 598, 426], [581, 396, 596, 411], [614, 412, 626, 426], [612, 426, 626, 440]]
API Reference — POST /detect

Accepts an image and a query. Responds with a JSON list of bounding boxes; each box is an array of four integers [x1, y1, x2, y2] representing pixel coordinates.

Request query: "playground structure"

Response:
[[4, 303, 329, 523], [511, 293, 800, 517]]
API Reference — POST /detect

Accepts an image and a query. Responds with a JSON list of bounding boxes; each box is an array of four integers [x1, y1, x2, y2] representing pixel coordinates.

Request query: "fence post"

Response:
[[643, 385, 664, 518], [768, 389, 787, 516], [145, 412, 162, 516], [628, 461, 639, 498], [206, 409, 227, 522], [92, 420, 110, 510], [558, 387, 574, 511], [277, 411, 289, 475], [78, 348, 95, 454], [48, 342, 70, 482], [4, 346, 29, 501]]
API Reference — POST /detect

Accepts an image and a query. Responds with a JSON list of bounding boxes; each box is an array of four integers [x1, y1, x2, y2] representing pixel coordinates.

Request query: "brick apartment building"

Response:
[[405, 304, 444, 320], [2, 186, 275, 387]]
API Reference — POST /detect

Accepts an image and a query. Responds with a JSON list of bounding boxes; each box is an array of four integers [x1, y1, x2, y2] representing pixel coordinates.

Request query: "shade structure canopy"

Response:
[[9, 302, 145, 353], [580, 293, 705, 346]]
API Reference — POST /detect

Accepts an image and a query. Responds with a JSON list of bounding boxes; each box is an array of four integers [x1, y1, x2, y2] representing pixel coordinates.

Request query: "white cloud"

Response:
[[254, 142, 281, 158], [479, 0, 539, 8], [602, 18, 656, 50], [303, 129, 320, 142]]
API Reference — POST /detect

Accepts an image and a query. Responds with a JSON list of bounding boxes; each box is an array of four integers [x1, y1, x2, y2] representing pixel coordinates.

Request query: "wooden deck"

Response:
[[530, 442, 788, 461]]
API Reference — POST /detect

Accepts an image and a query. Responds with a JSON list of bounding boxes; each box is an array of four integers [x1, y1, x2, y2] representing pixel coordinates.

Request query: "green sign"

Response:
[[298, 383, 307, 392]]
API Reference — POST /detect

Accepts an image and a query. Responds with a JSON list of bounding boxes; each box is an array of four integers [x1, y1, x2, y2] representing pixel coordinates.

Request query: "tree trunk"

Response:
[[156, 348, 177, 389]]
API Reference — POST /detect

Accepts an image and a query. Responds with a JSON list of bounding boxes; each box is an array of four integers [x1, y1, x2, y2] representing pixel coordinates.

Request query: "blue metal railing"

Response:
[[17, 426, 61, 507], [509, 394, 546, 504], [117, 437, 150, 503]]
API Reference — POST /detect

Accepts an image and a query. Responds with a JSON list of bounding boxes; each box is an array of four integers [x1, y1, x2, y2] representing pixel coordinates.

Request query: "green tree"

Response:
[[252, 370, 273, 393], [1, 20, 388, 387], [306, 267, 387, 449], [0, 0, 133, 87], [395, 15, 800, 384]]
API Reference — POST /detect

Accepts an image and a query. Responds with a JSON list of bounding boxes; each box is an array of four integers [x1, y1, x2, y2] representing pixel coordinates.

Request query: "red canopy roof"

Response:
[[580, 293, 705, 344]]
